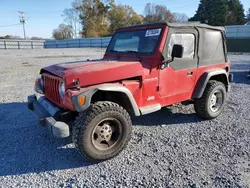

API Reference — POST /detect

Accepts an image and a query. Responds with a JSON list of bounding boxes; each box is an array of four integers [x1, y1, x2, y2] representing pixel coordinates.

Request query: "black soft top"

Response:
[[118, 22, 225, 32]]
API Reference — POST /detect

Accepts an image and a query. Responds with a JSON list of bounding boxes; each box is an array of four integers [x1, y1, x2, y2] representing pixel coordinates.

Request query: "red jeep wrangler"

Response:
[[28, 22, 233, 161]]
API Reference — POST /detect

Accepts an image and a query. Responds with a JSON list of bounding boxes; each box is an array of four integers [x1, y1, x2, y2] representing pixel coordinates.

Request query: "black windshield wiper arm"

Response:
[[124, 50, 138, 54], [108, 50, 119, 53], [124, 50, 142, 61]]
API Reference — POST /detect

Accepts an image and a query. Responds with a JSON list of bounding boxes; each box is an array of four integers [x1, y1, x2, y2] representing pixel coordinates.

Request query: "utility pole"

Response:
[[18, 11, 26, 39]]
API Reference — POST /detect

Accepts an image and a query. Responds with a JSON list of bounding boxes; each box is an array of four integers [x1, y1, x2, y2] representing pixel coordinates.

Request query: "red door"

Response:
[[159, 66, 197, 97], [159, 29, 198, 101]]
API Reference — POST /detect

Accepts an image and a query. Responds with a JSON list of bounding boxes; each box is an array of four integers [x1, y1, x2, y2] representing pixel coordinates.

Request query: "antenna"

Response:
[[18, 11, 26, 39]]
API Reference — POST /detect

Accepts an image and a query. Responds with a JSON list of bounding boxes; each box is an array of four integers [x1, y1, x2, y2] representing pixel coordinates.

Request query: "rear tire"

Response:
[[72, 101, 132, 162], [194, 80, 227, 120]]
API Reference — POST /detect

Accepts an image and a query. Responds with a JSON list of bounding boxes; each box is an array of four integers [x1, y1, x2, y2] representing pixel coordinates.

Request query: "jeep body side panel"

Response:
[[158, 27, 199, 106]]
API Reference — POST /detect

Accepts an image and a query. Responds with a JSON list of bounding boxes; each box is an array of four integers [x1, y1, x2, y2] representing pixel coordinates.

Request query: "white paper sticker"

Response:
[[145, 29, 162, 37]]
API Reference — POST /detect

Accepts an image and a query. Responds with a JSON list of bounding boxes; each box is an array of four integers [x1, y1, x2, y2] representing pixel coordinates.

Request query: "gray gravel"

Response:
[[0, 49, 250, 188]]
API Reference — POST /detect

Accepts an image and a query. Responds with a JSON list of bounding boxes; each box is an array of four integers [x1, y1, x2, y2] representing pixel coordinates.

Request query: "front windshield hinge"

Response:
[[161, 59, 173, 70]]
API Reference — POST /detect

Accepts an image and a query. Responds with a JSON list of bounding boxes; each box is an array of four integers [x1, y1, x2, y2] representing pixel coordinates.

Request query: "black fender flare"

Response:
[[72, 84, 141, 116], [192, 69, 229, 99]]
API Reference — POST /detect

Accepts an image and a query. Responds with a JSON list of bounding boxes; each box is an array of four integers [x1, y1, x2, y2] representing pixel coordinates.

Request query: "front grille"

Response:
[[43, 74, 61, 104]]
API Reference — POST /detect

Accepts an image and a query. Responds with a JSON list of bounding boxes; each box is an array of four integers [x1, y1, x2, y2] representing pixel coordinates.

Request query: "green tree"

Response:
[[143, 3, 174, 24], [108, 5, 143, 34], [190, 0, 245, 26], [227, 0, 245, 25], [76, 0, 114, 37], [189, 0, 229, 25]]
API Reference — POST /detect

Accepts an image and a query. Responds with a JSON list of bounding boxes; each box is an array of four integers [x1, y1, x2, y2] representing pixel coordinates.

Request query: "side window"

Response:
[[168, 33, 195, 59], [114, 36, 139, 52], [203, 30, 224, 61]]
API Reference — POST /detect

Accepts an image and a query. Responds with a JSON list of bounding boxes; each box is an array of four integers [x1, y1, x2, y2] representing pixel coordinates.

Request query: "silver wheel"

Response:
[[194, 80, 227, 120], [92, 118, 122, 151], [209, 90, 223, 113]]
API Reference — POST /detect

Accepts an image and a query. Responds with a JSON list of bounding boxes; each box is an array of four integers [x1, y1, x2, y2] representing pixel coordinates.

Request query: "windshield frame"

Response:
[[106, 27, 164, 56]]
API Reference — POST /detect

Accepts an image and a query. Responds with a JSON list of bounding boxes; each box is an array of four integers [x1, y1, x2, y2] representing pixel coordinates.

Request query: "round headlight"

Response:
[[59, 82, 65, 98]]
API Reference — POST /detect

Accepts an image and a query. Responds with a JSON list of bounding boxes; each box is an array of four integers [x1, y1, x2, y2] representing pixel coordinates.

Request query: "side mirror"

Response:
[[171, 44, 184, 59], [160, 44, 184, 70]]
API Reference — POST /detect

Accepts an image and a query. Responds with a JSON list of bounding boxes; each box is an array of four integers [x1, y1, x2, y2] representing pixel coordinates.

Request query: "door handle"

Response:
[[187, 71, 193, 76]]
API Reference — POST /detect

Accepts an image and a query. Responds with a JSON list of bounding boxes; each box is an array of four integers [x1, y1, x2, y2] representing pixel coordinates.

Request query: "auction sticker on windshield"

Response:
[[145, 29, 162, 37]]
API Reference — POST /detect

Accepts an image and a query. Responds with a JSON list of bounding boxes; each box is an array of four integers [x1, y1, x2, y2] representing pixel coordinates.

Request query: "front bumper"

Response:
[[27, 95, 70, 138]]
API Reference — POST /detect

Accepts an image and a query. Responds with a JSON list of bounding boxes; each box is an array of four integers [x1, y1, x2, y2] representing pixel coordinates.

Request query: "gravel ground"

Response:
[[0, 48, 250, 188]]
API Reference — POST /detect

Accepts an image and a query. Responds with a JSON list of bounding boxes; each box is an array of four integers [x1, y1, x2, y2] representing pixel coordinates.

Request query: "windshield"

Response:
[[107, 28, 162, 55]]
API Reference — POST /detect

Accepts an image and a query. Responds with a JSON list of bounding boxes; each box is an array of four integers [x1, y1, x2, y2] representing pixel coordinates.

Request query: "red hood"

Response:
[[41, 59, 144, 88]]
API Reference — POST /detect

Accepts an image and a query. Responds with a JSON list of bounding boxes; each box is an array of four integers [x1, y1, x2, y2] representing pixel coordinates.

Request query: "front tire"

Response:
[[194, 80, 227, 120], [72, 101, 132, 162]]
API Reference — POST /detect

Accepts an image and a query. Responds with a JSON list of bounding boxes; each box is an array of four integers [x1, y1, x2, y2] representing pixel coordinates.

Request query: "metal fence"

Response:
[[44, 37, 111, 49], [1, 25, 249, 52], [0, 40, 45, 49], [225, 25, 250, 52], [225, 25, 250, 39]]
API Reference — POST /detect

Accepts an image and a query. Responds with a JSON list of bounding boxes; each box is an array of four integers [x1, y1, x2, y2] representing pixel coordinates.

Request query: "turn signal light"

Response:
[[34, 78, 44, 94], [78, 96, 86, 106]]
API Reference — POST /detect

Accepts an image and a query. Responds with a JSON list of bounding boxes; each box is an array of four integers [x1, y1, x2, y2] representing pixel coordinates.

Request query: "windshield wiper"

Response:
[[108, 49, 119, 53], [108, 50, 141, 60], [124, 50, 138, 54], [124, 50, 142, 61]]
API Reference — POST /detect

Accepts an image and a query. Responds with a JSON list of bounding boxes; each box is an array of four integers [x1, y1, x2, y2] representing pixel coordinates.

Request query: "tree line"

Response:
[[53, 0, 250, 40], [0, 35, 45, 40]]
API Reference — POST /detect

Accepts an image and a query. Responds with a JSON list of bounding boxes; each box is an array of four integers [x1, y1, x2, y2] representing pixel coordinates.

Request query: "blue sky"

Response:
[[0, 0, 250, 39]]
